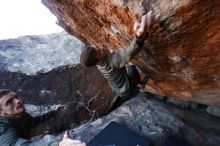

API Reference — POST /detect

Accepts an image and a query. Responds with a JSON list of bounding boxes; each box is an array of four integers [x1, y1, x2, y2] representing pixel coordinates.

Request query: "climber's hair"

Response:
[[0, 89, 11, 99], [80, 45, 99, 67]]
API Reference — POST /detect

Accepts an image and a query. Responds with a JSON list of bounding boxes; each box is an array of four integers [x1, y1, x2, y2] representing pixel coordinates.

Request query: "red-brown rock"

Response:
[[42, 0, 220, 106]]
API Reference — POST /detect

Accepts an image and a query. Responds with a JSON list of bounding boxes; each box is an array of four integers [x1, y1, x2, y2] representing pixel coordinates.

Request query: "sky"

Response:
[[0, 0, 63, 40]]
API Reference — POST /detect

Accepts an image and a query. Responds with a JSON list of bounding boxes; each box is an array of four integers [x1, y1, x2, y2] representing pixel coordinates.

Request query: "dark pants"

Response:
[[127, 65, 142, 96], [110, 65, 148, 111], [110, 65, 141, 111]]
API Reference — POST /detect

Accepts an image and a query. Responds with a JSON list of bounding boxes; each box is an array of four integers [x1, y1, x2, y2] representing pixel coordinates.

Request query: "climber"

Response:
[[80, 11, 159, 103], [0, 89, 86, 146]]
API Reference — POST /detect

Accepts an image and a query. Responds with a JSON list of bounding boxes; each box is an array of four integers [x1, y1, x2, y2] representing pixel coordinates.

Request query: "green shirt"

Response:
[[97, 35, 146, 99]]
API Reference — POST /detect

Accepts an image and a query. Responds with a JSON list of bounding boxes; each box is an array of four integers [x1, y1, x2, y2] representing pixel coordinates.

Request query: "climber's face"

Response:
[[0, 92, 25, 117]]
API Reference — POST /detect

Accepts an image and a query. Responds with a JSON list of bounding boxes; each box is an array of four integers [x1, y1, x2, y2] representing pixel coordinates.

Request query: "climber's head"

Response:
[[80, 45, 110, 67]]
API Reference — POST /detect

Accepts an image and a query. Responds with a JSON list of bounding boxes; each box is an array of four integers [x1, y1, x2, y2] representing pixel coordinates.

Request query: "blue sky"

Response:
[[0, 0, 63, 40]]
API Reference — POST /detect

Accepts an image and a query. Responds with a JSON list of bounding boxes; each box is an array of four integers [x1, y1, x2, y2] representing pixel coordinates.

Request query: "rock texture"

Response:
[[42, 0, 220, 106], [0, 32, 82, 75], [0, 32, 114, 127], [0, 65, 114, 107], [35, 93, 220, 146], [70, 93, 220, 146]]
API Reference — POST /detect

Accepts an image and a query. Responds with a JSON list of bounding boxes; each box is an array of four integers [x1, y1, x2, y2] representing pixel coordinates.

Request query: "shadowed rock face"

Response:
[[0, 65, 113, 105], [0, 65, 115, 125], [0, 32, 114, 120], [73, 94, 220, 146], [34, 93, 220, 146], [42, 0, 220, 106]]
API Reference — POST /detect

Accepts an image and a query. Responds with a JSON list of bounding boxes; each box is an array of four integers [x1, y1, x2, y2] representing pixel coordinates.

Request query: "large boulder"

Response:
[[42, 0, 220, 106], [0, 65, 114, 107], [0, 32, 82, 75], [0, 32, 114, 125], [34, 93, 220, 146]]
